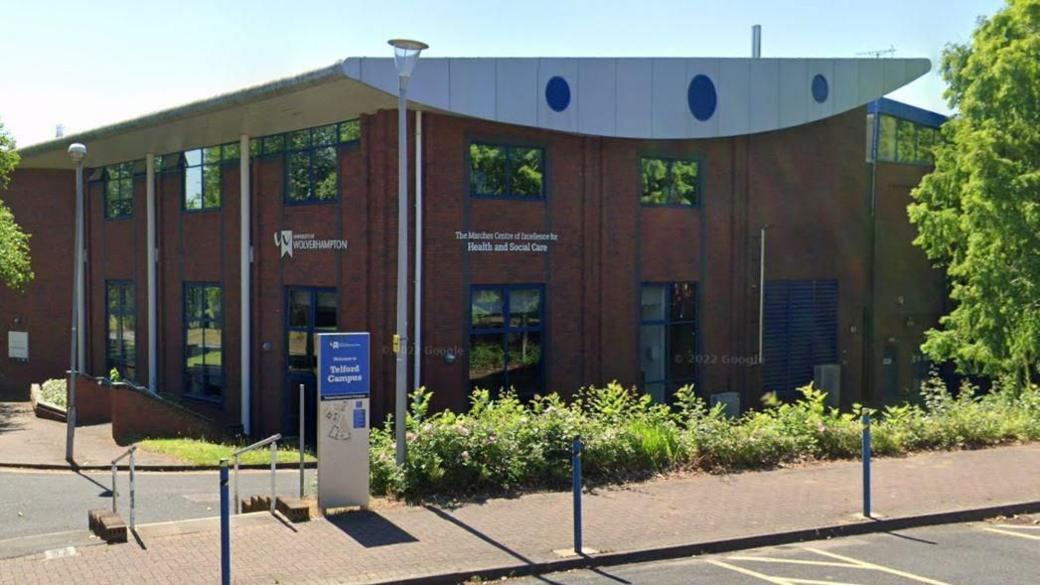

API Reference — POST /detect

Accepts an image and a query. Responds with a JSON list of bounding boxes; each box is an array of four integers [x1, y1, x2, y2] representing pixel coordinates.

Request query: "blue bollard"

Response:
[[220, 459, 231, 585], [572, 437, 583, 554], [862, 412, 872, 518]]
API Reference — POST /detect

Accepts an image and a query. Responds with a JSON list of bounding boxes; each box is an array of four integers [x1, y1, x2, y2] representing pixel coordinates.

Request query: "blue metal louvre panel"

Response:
[[762, 282, 790, 395], [785, 281, 816, 397], [811, 280, 839, 366], [761, 279, 840, 400]]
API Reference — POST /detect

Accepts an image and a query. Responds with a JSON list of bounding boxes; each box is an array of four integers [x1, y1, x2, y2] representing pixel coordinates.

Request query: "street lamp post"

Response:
[[389, 38, 427, 466], [66, 143, 86, 463]]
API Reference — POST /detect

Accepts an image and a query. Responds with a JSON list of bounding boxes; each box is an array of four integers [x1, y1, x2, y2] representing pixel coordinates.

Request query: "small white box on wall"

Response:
[[8, 331, 28, 360]]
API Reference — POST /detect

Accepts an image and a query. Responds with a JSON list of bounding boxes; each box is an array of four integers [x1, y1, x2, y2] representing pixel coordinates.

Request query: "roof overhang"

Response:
[[17, 56, 932, 169], [17, 61, 405, 169]]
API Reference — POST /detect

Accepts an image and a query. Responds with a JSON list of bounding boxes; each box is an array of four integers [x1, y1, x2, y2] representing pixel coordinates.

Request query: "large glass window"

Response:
[[106, 281, 136, 381], [874, 114, 938, 165], [640, 157, 699, 206], [274, 120, 359, 204], [184, 283, 223, 399], [183, 143, 238, 211], [639, 282, 697, 403], [103, 162, 134, 219], [469, 143, 545, 198], [469, 285, 544, 399]]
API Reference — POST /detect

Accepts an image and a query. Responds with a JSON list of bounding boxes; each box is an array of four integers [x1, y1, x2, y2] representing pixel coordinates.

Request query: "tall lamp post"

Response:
[[389, 38, 427, 466], [66, 142, 86, 463]]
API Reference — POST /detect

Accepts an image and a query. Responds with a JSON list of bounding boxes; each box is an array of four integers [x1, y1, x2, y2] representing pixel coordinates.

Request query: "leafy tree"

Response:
[[908, 0, 1040, 384], [0, 120, 32, 291]]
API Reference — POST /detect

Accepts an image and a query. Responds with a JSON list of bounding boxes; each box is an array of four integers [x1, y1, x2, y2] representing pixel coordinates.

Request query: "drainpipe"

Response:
[[758, 225, 767, 363], [413, 110, 423, 388], [240, 134, 252, 436], [146, 153, 157, 392]]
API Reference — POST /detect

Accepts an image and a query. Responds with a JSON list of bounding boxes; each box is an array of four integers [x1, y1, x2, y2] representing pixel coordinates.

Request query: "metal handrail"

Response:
[[111, 445, 138, 531], [231, 433, 281, 515]]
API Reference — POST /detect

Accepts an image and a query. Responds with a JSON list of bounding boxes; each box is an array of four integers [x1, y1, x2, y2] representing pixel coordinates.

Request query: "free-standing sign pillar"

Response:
[[317, 332, 370, 510]]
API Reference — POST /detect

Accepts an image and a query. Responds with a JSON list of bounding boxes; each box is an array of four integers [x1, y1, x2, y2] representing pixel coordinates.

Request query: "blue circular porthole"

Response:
[[812, 74, 829, 103], [687, 75, 717, 122], [545, 76, 571, 112]]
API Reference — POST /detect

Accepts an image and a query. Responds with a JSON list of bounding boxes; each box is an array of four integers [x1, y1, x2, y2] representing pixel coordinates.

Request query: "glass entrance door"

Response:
[[285, 287, 338, 448]]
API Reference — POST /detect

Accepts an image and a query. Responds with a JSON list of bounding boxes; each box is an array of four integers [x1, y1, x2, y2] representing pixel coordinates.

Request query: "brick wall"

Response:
[[0, 169, 75, 398]]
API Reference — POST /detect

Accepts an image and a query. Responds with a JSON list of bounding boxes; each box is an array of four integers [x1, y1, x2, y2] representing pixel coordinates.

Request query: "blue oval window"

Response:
[[812, 74, 829, 103], [545, 76, 571, 112], [687, 75, 717, 122]]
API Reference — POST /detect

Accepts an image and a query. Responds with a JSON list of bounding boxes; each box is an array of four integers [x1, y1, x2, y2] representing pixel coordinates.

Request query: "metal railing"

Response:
[[232, 433, 281, 514], [111, 445, 137, 531]]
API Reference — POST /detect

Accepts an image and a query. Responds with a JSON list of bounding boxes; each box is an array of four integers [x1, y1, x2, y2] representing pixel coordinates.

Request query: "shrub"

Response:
[[38, 378, 67, 409], [369, 377, 1040, 499]]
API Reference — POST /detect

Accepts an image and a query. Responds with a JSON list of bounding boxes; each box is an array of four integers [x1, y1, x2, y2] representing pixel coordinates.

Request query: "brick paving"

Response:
[[2, 443, 1039, 584]]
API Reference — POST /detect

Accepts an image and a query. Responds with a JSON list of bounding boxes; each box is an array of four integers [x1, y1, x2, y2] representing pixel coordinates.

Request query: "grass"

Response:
[[138, 437, 316, 466]]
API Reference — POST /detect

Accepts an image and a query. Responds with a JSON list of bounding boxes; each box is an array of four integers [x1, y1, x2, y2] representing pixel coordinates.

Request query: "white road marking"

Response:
[[801, 547, 953, 585], [983, 527, 1040, 541]]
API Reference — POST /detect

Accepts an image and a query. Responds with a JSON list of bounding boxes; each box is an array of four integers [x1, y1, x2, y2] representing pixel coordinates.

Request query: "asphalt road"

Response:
[[0, 467, 317, 541], [517, 519, 1040, 585]]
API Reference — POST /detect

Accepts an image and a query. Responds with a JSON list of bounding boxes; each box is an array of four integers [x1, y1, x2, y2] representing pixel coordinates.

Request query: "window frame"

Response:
[[875, 113, 939, 167], [182, 282, 225, 402], [102, 161, 136, 220], [639, 281, 700, 403], [466, 140, 548, 200], [638, 154, 704, 208], [467, 283, 547, 399], [284, 286, 339, 375], [181, 143, 239, 213], [275, 120, 360, 206], [105, 280, 136, 382]]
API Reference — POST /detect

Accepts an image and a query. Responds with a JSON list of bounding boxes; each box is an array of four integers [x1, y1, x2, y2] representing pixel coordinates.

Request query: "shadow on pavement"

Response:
[[423, 504, 535, 565], [327, 510, 418, 548], [0, 402, 30, 435]]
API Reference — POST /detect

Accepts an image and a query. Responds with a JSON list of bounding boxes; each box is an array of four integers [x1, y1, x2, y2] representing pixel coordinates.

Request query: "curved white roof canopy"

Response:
[[344, 57, 930, 139], [17, 56, 929, 169]]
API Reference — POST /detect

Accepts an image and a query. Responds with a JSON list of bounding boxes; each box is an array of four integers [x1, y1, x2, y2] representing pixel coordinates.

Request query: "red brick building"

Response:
[[0, 56, 946, 439]]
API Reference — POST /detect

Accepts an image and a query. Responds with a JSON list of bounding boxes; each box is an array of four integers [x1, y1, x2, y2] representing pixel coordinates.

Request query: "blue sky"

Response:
[[0, 0, 1004, 147]]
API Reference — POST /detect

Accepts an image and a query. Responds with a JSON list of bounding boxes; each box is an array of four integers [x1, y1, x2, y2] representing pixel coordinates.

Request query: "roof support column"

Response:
[[240, 134, 252, 436], [146, 153, 157, 391]]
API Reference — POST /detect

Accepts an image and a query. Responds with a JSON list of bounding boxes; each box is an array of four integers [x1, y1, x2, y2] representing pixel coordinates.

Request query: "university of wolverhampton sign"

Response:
[[274, 230, 349, 258]]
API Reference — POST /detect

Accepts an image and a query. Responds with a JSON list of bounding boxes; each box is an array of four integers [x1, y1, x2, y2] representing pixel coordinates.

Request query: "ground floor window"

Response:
[[184, 283, 224, 399], [469, 285, 544, 399], [105, 280, 136, 381], [762, 279, 839, 401], [286, 287, 338, 374], [639, 282, 697, 402]]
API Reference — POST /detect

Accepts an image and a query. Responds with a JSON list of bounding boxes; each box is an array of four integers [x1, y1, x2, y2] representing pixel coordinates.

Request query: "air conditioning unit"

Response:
[[710, 391, 741, 418], [813, 364, 841, 408]]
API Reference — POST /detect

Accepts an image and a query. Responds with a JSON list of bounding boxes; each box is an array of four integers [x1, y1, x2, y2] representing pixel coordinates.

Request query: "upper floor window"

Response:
[[873, 114, 938, 166], [183, 143, 239, 211], [469, 143, 545, 198], [640, 157, 700, 206], [103, 162, 134, 219], [248, 119, 359, 204], [105, 280, 136, 381], [184, 283, 224, 399]]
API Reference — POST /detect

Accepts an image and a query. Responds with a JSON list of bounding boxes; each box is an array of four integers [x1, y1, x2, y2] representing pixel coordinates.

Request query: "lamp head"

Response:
[[388, 38, 428, 79], [67, 143, 87, 165]]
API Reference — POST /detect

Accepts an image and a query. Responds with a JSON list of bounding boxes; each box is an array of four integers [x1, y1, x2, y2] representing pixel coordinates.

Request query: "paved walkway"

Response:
[[0, 402, 182, 468], [1, 442, 1039, 584]]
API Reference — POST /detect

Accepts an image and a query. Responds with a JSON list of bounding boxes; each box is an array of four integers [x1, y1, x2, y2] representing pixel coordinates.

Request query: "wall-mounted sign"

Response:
[[455, 230, 559, 254], [7, 331, 28, 360], [274, 230, 349, 258]]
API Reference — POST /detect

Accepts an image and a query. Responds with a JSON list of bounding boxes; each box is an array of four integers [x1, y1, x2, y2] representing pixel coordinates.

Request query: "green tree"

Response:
[[908, 0, 1040, 384], [0, 120, 32, 291]]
